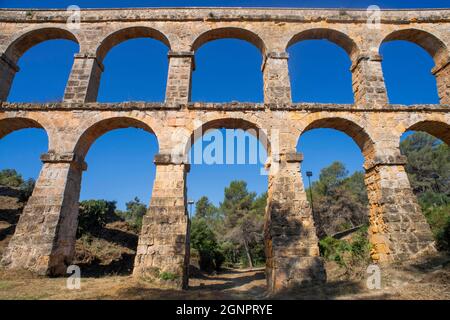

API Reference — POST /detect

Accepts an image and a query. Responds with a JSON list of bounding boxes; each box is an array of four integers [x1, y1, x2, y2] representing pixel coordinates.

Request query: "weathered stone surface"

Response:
[[0, 7, 448, 293], [0, 154, 84, 275], [133, 158, 190, 289]]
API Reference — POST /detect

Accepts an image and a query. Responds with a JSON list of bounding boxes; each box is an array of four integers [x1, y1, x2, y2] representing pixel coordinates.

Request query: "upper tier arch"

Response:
[[191, 27, 266, 55], [286, 28, 359, 60], [4, 27, 79, 64], [381, 28, 449, 67], [95, 26, 171, 62]]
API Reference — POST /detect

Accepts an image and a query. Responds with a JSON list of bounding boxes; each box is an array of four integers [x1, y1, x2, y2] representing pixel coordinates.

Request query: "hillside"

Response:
[[0, 186, 24, 258]]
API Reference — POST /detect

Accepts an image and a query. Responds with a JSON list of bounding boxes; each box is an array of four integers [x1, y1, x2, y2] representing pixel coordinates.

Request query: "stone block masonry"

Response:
[[0, 7, 449, 293]]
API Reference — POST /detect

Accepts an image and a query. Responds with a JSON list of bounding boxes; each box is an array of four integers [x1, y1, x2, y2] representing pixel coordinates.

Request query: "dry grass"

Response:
[[1, 256, 449, 300]]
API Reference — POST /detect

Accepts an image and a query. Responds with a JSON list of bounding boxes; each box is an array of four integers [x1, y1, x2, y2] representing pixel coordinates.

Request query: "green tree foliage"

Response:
[[307, 162, 369, 237], [190, 216, 223, 272], [401, 132, 450, 252], [119, 197, 147, 231], [319, 227, 372, 269], [0, 169, 35, 201], [401, 132, 450, 197], [0, 169, 23, 187], [190, 184, 267, 270], [77, 200, 117, 237], [219, 181, 265, 268], [194, 196, 221, 231]]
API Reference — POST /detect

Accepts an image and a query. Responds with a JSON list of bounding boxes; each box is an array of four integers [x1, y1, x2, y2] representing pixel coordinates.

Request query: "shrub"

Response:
[[121, 197, 147, 231], [319, 226, 371, 268], [77, 200, 117, 236], [0, 169, 23, 187], [423, 204, 450, 252], [159, 271, 178, 281]]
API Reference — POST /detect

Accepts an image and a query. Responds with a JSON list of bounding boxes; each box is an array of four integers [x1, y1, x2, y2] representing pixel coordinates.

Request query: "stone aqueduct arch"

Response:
[[0, 8, 449, 292]]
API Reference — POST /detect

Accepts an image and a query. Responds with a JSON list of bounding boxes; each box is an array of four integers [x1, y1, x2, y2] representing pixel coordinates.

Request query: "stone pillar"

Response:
[[1, 152, 85, 275], [63, 53, 104, 103], [364, 155, 436, 263], [265, 152, 326, 293], [263, 52, 292, 105], [351, 54, 388, 108], [0, 53, 19, 101], [133, 154, 190, 289], [432, 60, 450, 105], [165, 51, 194, 105]]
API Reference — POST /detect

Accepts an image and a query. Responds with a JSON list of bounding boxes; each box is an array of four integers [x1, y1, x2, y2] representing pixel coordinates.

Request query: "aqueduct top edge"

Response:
[[0, 8, 449, 23]]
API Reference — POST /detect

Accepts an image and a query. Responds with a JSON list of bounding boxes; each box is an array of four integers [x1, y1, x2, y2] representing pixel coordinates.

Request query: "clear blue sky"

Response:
[[0, 1, 444, 209]]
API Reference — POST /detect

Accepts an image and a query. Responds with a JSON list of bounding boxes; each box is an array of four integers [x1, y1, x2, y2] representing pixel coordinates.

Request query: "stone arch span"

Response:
[[299, 116, 376, 165], [404, 120, 450, 146], [0, 27, 80, 102], [0, 117, 47, 140], [286, 28, 361, 106], [297, 116, 394, 261], [191, 27, 266, 55], [95, 26, 171, 62], [286, 28, 359, 60], [380, 28, 449, 105], [4, 27, 80, 64], [381, 28, 449, 67], [183, 117, 271, 162], [73, 116, 159, 160]]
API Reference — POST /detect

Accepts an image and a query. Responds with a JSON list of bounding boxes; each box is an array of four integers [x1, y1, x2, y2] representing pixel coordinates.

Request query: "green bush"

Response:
[[319, 227, 371, 268], [120, 197, 147, 231], [0, 169, 36, 202], [422, 204, 450, 252], [0, 169, 24, 187], [77, 200, 117, 236], [159, 271, 178, 281]]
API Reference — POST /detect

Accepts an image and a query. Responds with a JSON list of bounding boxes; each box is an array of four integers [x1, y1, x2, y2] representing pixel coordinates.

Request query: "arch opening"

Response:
[[185, 118, 270, 159], [186, 117, 269, 293], [96, 27, 171, 63], [0, 119, 49, 259], [404, 120, 450, 146], [297, 117, 375, 274], [399, 121, 450, 252], [287, 28, 359, 60], [5, 27, 79, 64], [381, 29, 448, 67], [74, 117, 157, 160], [380, 40, 440, 105], [191, 38, 264, 103], [302, 117, 375, 163], [191, 27, 266, 55], [96, 37, 169, 102], [288, 39, 354, 104], [74, 117, 159, 276], [4, 28, 79, 102]]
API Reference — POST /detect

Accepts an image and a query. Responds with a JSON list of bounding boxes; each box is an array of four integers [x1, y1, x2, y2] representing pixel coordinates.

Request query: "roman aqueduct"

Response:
[[0, 7, 449, 292]]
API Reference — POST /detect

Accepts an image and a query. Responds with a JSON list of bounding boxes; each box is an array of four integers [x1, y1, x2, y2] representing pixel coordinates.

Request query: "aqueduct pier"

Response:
[[0, 7, 449, 292]]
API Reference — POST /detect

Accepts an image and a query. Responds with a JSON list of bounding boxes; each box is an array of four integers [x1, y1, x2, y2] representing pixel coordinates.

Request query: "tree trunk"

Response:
[[243, 239, 253, 269]]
